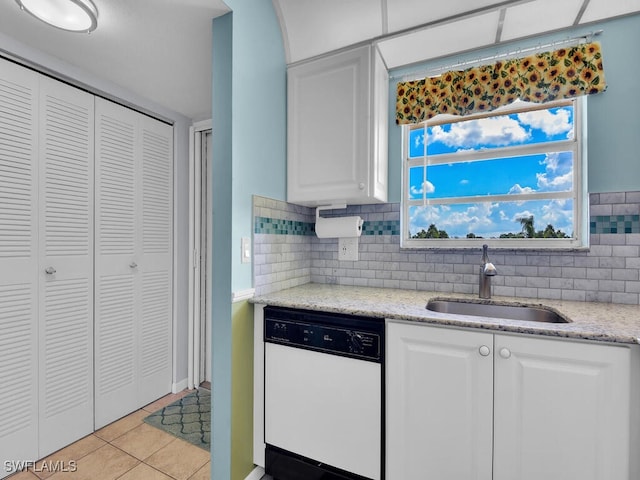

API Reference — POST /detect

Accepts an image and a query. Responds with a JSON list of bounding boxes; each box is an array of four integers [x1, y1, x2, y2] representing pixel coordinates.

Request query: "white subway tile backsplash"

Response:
[[253, 191, 640, 304]]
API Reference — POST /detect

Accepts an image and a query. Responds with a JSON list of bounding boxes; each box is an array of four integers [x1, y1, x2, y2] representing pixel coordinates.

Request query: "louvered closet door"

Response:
[[94, 99, 173, 428], [0, 58, 39, 473], [37, 77, 95, 457], [94, 99, 139, 428], [138, 116, 173, 406]]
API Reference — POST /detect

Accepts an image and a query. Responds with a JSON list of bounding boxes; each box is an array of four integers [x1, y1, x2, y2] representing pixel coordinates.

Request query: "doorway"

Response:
[[189, 121, 212, 388]]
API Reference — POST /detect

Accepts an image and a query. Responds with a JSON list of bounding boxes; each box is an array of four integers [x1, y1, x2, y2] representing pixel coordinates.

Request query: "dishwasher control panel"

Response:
[[264, 307, 383, 362]]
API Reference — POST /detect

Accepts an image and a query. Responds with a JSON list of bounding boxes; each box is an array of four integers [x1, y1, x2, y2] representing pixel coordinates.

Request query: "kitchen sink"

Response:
[[426, 299, 570, 323]]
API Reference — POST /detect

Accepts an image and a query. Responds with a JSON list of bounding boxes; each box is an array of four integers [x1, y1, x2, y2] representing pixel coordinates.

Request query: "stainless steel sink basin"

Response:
[[426, 299, 570, 323]]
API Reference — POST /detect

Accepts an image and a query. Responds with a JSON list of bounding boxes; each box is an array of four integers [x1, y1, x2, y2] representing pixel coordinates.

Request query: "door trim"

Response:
[[188, 120, 212, 389]]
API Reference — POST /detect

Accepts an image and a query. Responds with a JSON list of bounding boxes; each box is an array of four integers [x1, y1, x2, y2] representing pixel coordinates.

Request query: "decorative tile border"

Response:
[[254, 214, 639, 237], [362, 220, 400, 236], [254, 216, 402, 236], [254, 216, 315, 235], [590, 215, 640, 234]]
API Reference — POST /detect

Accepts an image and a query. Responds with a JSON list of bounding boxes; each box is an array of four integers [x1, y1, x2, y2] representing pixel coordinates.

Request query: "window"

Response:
[[402, 97, 587, 249]]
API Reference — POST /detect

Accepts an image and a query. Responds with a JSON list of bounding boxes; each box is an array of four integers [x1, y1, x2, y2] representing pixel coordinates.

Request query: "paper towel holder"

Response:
[[315, 205, 364, 238]]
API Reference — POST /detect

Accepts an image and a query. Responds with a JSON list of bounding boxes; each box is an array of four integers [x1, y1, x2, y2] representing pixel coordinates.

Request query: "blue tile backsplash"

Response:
[[590, 215, 640, 234]]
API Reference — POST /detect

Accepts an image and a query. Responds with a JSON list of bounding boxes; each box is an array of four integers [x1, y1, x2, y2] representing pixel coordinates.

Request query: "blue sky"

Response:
[[408, 106, 575, 238]]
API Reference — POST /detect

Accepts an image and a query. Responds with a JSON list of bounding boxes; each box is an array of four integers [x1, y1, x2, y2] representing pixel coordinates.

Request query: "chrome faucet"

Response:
[[479, 244, 497, 299]]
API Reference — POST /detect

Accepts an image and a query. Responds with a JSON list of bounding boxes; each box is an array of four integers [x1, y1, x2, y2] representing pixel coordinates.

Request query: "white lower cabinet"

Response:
[[387, 321, 635, 480]]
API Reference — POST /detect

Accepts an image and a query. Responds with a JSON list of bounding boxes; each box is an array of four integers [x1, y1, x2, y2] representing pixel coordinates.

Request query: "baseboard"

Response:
[[244, 466, 265, 480], [172, 378, 188, 393]]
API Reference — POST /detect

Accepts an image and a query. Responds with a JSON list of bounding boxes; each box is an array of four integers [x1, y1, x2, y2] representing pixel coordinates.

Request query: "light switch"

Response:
[[241, 237, 251, 263]]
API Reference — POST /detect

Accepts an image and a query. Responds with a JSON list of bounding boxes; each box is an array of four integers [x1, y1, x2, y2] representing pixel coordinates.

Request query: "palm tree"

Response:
[[518, 215, 535, 238]]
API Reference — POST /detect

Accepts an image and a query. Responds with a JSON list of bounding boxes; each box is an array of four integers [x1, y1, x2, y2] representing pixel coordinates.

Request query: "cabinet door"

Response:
[[38, 77, 95, 457], [494, 335, 631, 480], [287, 45, 371, 205], [386, 322, 494, 480], [0, 58, 39, 473]]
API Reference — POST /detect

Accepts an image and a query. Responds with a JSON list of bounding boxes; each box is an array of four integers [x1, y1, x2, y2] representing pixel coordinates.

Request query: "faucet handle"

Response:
[[483, 262, 497, 276]]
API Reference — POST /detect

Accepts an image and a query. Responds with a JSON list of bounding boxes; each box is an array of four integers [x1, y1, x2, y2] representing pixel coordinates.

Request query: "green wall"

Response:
[[387, 13, 640, 201], [231, 301, 255, 480]]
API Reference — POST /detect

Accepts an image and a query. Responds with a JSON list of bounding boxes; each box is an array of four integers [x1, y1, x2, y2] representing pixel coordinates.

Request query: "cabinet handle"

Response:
[[129, 262, 138, 269], [44, 266, 56, 275], [499, 347, 512, 359], [478, 345, 491, 356], [358, 182, 365, 190]]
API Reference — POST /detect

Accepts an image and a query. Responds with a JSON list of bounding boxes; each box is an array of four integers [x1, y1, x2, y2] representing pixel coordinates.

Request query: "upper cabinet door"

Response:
[[0, 57, 40, 472], [287, 44, 388, 206], [493, 335, 631, 480], [37, 76, 95, 458]]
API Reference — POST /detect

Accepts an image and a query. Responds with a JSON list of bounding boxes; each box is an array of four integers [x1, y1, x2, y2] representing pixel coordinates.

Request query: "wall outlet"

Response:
[[338, 237, 359, 261]]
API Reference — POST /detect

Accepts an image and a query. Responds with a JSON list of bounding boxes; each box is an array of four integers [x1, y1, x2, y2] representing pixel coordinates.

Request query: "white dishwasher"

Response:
[[263, 306, 384, 480]]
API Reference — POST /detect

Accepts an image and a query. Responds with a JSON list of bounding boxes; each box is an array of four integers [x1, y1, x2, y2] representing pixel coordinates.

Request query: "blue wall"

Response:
[[227, 0, 287, 292], [211, 2, 286, 478], [211, 12, 233, 480], [387, 13, 640, 201]]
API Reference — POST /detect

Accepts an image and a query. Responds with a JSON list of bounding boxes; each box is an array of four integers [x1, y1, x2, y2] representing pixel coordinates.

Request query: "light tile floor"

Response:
[[9, 390, 210, 480]]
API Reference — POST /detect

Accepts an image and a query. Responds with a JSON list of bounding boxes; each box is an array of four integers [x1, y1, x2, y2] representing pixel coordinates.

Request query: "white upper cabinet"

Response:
[[287, 44, 388, 206]]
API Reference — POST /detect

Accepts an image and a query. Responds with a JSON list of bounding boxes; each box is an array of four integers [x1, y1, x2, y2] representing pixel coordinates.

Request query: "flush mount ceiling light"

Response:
[[15, 0, 98, 33]]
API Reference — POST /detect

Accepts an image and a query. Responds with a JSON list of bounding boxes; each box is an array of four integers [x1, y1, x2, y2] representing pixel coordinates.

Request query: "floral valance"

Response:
[[396, 41, 607, 125]]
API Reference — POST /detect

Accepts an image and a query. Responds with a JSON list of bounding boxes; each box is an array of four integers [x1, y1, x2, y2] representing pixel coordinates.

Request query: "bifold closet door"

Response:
[[0, 58, 39, 472], [94, 99, 139, 427], [94, 98, 173, 428], [37, 77, 95, 458], [137, 115, 173, 408]]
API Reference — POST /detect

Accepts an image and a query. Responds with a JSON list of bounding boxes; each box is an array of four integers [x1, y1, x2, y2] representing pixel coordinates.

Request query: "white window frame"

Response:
[[401, 97, 588, 250]]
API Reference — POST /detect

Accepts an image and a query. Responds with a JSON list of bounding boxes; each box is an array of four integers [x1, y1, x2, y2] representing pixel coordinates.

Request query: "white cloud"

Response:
[[512, 210, 535, 223], [429, 116, 529, 149], [541, 152, 561, 172], [508, 183, 535, 194], [537, 153, 573, 191], [410, 180, 435, 197], [439, 203, 496, 233], [409, 206, 441, 234], [537, 171, 572, 190], [413, 132, 425, 151], [460, 179, 469, 185], [540, 199, 573, 230], [516, 108, 572, 137]]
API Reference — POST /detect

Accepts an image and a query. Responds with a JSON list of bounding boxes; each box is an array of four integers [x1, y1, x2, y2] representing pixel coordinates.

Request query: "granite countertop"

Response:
[[252, 283, 640, 345]]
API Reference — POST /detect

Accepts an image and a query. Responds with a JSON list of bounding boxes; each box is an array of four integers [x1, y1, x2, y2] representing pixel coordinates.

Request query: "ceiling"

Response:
[[0, 0, 638, 121]]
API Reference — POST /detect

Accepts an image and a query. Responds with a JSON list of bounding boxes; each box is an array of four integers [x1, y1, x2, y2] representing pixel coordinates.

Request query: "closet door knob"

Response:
[[45, 266, 56, 275], [129, 262, 138, 269]]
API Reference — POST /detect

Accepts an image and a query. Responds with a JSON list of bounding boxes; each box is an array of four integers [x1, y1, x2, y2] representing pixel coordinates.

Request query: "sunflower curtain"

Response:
[[395, 41, 607, 125]]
